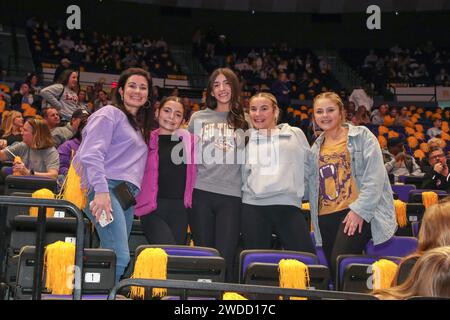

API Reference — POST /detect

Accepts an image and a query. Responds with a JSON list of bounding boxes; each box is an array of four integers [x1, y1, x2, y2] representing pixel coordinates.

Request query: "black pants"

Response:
[[318, 209, 372, 284], [241, 204, 315, 254], [140, 198, 189, 245], [189, 189, 241, 282]]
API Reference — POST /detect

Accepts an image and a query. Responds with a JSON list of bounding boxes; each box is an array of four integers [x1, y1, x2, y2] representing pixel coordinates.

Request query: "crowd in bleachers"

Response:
[[342, 42, 450, 96], [193, 29, 344, 100], [26, 18, 182, 78]]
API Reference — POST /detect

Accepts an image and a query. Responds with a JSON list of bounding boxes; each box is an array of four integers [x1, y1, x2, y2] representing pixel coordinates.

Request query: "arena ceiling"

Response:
[[123, 0, 450, 13]]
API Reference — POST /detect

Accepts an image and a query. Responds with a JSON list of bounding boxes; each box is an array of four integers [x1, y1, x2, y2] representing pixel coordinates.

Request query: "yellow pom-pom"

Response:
[[130, 248, 168, 299], [422, 191, 438, 209], [278, 259, 309, 300], [44, 241, 75, 295], [301, 202, 310, 210], [419, 142, 429, 153], [29, 188, 55, 217], [372, 259, 398, 290], [393, 199, 407, 228], [223, 292, 248, 300], [388, 131, 399, 138]]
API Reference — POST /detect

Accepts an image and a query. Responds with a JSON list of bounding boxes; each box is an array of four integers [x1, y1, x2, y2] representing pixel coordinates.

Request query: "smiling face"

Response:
[[119, 75, 149, 116], [68, 72, 78, 90], [313, 97, 344, 132], [249, 96, 278, 130], [156, 100, 185, 134], [211, 73, 232, 108]]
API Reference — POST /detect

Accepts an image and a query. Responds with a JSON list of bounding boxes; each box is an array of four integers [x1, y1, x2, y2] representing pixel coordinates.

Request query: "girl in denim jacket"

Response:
[[307, 92, 397, 281], [135, 96, 196, 245]]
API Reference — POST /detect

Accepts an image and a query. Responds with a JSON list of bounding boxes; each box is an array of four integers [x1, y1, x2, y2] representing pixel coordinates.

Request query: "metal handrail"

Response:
[[0, 196, 84, 300], [108, 278, 377, 300]]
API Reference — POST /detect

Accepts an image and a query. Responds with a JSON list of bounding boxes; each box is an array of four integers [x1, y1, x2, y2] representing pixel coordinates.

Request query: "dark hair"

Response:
[[113, 67, 154, 143], [157, 96, 187, 120], [57, 69, 78, 87], [205, 68, 248, 130], [73, 118, 88, 141]]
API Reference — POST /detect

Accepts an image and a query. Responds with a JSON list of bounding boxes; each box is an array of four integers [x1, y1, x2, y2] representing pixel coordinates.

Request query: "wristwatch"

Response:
[[30, 169, 35, 175]]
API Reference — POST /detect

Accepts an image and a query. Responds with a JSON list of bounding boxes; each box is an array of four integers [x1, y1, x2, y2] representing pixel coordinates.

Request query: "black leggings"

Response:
[[318, 209, 372, 284], [241, 203, 315, 254], [189, 189, 241, 282], [140, 198, 189, 245]]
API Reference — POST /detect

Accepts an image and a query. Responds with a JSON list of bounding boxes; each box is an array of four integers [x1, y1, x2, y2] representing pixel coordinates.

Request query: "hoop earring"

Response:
[[143, 100, 151, 109]]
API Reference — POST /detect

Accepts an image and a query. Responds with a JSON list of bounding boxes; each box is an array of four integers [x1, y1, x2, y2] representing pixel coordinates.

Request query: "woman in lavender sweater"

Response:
[[73, 68, 153, 282]]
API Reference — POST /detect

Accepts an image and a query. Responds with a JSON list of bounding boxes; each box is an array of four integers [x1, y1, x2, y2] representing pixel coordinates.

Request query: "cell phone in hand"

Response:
[[98, 210, 114, 227]]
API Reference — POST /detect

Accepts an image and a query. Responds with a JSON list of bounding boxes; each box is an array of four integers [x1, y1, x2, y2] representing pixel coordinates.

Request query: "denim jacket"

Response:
[[306, 124, 397, 246]]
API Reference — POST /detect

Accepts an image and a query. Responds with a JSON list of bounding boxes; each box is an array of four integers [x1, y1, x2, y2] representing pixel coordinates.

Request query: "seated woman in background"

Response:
[[374, 246, 450, 300], [394, 198, 450, 285], [0, 111, 24, 149], [0, 118, 59, 179], [351, 105, 370, 126]]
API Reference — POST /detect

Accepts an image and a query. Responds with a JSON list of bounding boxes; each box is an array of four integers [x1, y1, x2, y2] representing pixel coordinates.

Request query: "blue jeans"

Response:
[[84, 179, 139, 283]]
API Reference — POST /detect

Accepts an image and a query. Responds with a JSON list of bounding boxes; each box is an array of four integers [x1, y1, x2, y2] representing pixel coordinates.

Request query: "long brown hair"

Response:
[[206, 68, 248, 130], [113, 67, 154, 143], [27, 118, 54, 149], [374, 246, 450, 300]]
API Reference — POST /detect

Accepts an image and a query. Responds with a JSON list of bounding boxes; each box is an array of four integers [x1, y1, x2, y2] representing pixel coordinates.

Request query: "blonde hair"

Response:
[[374, 246, 450, 300], [26, 118, 55, 149], [2, 111, 23, 138], [313, 91, 346, 124], [249, 92, 280, 125]]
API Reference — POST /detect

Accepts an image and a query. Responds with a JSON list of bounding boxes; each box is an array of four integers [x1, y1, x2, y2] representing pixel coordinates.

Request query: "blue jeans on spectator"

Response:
[[84, 179, 139, 283]]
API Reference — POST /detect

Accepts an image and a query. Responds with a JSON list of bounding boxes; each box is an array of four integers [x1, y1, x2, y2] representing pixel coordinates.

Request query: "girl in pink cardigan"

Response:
[[135, 96, 196, 245]]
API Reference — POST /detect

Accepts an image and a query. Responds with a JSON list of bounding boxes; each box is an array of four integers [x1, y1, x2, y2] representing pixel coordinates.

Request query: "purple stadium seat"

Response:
[[337, 255, 378, 288], [239, 250, 319, 282], [336, 255, 401, 291], [365, 236, 418, 257], [135, 245, 219, 258], [392, 184, 416, 202]]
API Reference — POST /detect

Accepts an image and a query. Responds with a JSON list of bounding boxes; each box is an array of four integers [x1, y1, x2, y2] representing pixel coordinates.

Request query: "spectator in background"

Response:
[[50, 108, 89, 147], [270, 72, 291, 120], [11, 82, 34, 110], [397, 106, 410, 126], [43, 106, 61, 131], [94, 90, 111, 111], [78, 89, 90, 111], [370, 103, 389, 125], [427, 118, 443, 138], [40, 69, 79, 121], [151, 85, 161, 103], [383, 138, 423, 177], [345, 102, 356, 122], [53, 58, 72, 83], [0, 111, 23, 149], [352, 105, 370, 126], [421, 146, 450, 192], [0, 118, 59, 179], [170, 87, 180, 97], [349, 87, 373, 112]]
